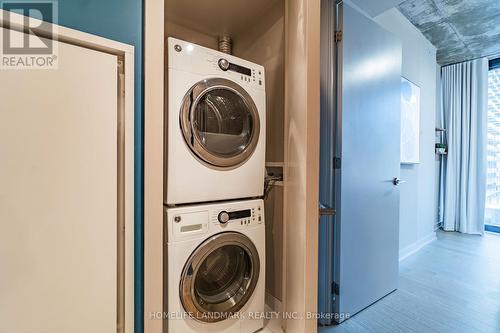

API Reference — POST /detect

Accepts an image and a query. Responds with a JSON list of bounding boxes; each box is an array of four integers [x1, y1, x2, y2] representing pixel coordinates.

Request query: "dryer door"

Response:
[[179, 232, 260, 322], [180, 78, 260, 168]]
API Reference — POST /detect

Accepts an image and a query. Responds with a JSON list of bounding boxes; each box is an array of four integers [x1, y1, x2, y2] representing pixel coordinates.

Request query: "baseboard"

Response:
[[265, 291, 282, 312], [399, 232, 437, 262]]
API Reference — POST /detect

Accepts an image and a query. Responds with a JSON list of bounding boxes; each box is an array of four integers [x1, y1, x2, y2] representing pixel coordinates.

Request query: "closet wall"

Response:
[[234, 1, 285, 303], [164, 0, 286, 304], [165, 21, 217, 50]]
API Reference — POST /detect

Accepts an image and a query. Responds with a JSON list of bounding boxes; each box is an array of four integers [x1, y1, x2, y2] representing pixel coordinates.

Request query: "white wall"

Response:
[[374, 8, 438, 259]]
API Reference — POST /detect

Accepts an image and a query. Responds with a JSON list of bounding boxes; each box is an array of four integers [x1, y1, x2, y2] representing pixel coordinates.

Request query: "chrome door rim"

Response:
[[180, 78, 260, 168], [179, 232, 260, 323]]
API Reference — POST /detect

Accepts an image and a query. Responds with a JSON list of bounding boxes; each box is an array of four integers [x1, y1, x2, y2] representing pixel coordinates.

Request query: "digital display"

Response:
[[229, 63, 252, 76], [228, 209, 251, 220]]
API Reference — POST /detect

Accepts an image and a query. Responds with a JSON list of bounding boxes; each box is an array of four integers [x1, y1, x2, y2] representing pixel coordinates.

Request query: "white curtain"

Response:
[[441, 58, 488, 234]]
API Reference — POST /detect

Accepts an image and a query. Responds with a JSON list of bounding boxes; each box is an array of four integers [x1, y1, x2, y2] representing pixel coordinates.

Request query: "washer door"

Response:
[[180, 78, 260, 168], [179, 232, 260, 322]]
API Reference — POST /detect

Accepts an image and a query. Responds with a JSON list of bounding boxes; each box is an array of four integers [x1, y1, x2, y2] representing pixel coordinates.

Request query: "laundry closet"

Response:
[[143, 1, 320, 332]]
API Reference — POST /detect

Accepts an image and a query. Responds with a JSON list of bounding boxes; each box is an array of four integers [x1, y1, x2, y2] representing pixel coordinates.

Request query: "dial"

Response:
[[218, 211, 230, 224], [218, 58, 229, 71]]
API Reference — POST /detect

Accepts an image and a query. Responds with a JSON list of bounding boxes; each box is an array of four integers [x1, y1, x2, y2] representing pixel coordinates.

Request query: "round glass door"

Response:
[[180, 78, 260, 168], [179, 232, 260, 322]]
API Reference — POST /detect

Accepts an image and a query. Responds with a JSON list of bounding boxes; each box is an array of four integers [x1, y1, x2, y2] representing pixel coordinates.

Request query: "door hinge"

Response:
[[334, 30, 342, 43], [332, 282, 339, 295], [333, 157, 341, 169]]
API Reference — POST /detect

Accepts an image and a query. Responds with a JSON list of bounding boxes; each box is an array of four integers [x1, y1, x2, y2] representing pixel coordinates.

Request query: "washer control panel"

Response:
[[166, 199, 264, 242], [211, 203, 263, 227]]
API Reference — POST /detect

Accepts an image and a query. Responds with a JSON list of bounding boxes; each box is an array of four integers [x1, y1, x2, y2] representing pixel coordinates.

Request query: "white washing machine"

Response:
[[165, 199, 265, 333], [166, 37, 266, 205]]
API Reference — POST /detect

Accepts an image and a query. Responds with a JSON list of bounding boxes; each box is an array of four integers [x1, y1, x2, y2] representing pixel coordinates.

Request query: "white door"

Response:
[[0, 29, 119, 333]]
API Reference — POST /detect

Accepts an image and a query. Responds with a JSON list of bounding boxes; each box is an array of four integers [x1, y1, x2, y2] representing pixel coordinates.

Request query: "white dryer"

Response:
[[165, 199, 265, 333], [166, 37, 266, 205]]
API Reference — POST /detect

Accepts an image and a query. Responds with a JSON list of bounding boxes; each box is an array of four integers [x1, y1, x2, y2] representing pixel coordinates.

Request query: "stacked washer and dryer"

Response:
[[164, 37, 267, 333]]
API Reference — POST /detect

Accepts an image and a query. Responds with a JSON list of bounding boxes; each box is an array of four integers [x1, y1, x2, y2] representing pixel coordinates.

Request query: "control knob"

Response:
[[218, 211, 230, 224], [218, 58, 230, 71]]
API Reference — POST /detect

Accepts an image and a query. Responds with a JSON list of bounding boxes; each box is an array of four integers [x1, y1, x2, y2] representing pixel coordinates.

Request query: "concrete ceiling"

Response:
[[398, 0, 500, 65]]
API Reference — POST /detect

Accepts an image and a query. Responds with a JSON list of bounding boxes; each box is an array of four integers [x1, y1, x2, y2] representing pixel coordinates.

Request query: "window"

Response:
[[484, 58, 500, 232]]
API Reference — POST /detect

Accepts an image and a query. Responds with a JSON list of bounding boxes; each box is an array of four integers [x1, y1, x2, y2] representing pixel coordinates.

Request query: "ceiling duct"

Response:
[[218, 35, 232, 55]]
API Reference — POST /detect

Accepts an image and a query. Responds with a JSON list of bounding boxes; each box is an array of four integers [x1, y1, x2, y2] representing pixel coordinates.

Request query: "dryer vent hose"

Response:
[[218, 36, 232, 55]]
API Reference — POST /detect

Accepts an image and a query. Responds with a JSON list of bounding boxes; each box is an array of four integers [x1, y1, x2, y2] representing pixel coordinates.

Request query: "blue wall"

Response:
[[5, 1, 144, 332], [56, 1, 144, 332]]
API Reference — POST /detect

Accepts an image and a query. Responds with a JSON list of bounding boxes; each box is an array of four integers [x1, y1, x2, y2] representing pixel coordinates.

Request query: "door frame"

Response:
[[0, 9, 135, 333], [143, 1, 165, 333], [282, 1, 321, 333], [317, 0, 337, 325]]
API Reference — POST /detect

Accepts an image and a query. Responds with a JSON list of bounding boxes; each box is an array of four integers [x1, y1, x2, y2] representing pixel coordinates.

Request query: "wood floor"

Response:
[[319, 230, 500, 333]]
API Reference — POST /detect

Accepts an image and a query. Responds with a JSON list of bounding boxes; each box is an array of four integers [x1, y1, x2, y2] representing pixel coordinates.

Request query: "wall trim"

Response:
[[143, 1, 165, 333], [399, 232, 436, 262]]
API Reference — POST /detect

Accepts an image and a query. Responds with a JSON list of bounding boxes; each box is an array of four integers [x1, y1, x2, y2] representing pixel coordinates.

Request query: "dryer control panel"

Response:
[[168, 37, 265, 91], [216, 57, 264, 87]]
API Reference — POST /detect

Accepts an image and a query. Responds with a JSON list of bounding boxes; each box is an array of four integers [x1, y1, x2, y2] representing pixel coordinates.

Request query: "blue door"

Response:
[[318, 1, 402, 325]]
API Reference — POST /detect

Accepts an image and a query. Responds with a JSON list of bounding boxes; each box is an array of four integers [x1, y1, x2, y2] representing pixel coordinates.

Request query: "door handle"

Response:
[[393, 177, 406, 186], [319, 203, 336, 216]]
